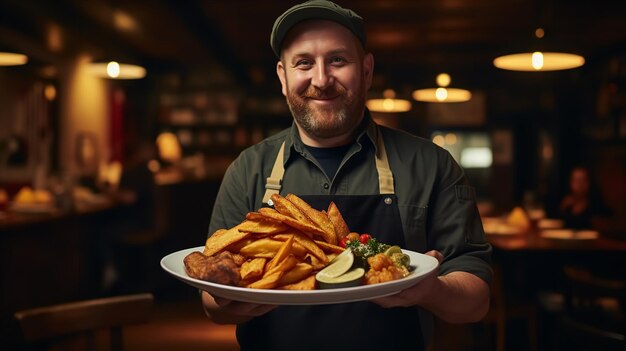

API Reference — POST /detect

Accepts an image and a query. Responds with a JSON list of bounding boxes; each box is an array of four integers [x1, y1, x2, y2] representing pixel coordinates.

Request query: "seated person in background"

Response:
[[559, 166, 610, 230]]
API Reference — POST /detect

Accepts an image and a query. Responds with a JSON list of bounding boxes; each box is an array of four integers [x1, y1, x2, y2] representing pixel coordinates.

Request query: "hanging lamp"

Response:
[[493, 28, 584, 71], [0, 52, 28, 66], [366, 89, 412, 113], [412, 73, 472, 103], [86, 61, 146, 79], [86, 4, 146, 79]]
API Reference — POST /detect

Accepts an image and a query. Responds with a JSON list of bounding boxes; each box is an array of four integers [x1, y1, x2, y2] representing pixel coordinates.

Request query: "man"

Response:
[[201, 1, 492, 350]]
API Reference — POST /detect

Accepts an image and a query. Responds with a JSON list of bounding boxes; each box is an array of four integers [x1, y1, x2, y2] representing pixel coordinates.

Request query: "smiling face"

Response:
[[276, 20, 374, 147]]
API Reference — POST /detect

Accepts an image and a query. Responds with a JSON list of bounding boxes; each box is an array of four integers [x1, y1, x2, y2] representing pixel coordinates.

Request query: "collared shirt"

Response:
[[208, 110, 492, 284]]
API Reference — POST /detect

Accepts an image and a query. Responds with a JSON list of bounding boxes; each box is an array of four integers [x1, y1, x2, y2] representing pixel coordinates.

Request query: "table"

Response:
[[484, 230, 626, 351], [487, 231, 626, 252]]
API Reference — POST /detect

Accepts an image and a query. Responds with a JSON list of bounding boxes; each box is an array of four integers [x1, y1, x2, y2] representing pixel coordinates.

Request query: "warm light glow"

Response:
[[383, 89, 396, 98], [436, 73, 451, 87], [435, 88, 448, 101], [445, 133, 457, 145], [156, 132, 182, 163], [535, 28, 545, 39], [113, 9, 139, 32], [460, 147, 493, 168], [412, 88, 472, 103], [532, 52, 544, 70], [107, 61, 120, 78], [0, 52, 28, 66], [46, 23, 63, 52], [86, 61, 147, 79], [147, 159, 160, 172], [366, 98, 412, 113], [44, 84, 57, 101], [432, 135, 445, 147], [367, 89, 412, 112], [493, 52, 585, 71]]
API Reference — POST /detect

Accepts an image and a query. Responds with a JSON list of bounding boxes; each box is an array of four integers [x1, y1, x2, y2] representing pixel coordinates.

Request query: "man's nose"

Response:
[[311, 63, 333, 90]]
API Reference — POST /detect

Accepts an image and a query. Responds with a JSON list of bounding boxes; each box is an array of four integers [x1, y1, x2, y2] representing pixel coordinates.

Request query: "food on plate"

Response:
[[315, 249, 363, 289], [318, 235, 411, 287], [341, 233, 410, 272], [184, 251, 240, 286], [183, 193, 412, 290], [315, 249, 354, 279], [316, 267, 365, 289], [327, 201, 350, 240], [364, 253, 410, 285]]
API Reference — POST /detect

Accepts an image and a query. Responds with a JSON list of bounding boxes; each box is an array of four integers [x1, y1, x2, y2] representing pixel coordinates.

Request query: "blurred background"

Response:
[[1, 1, 625, 350]]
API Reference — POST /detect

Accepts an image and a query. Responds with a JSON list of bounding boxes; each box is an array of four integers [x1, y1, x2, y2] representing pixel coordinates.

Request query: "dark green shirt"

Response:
[[208, 111, 492, 284]]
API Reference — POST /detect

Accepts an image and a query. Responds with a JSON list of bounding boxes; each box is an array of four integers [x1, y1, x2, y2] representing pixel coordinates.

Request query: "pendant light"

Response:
[[412, 73, 472, 103], [0, 52, 28, 66], [366, 89, 412, 113], [86, 3, 146, 79], [86, 61, 146, 79], [493, 28, 584, 72]]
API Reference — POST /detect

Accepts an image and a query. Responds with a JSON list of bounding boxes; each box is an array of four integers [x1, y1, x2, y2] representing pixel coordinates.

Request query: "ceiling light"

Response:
[[0, 52, 28, 66], [493, 52, 585, 71], [493, 28, 584, 71], [366, 89, 412, 113], [86, 61, 146, 79], [413, 73, 472, 103]]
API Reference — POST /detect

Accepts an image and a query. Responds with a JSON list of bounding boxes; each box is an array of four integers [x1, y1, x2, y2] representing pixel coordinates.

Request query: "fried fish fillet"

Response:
[[183, 251, 241, 286]]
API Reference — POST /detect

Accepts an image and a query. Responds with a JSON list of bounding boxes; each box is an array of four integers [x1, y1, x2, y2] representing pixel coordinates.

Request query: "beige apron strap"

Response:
[[262, 125, 394, 203], [372, 124, 395, 194], [262, 141, 286, 205]]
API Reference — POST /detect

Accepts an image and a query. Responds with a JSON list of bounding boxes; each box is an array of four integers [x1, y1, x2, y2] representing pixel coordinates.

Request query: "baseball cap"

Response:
[[270, 0, 367, 57]]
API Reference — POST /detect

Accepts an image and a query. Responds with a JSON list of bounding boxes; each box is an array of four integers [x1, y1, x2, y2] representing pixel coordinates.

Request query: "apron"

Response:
[[237, 126, 425, 351]]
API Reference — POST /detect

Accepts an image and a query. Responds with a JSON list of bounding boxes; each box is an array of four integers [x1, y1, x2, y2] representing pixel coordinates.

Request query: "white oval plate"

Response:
[[161, 246, 439, 305]]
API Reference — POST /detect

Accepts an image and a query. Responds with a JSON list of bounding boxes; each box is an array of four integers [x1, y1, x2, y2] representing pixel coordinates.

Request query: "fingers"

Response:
[[202, 291, 277, 324], [425, 250, 443, 263], [220, 299, 278, 317]]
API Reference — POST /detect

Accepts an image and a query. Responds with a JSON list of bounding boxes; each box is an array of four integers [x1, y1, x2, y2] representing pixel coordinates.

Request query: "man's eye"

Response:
[[330, 57, 347, 65], [295, 59, 313, 68]]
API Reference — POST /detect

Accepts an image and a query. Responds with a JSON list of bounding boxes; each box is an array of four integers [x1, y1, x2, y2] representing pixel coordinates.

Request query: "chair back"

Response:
[[560, 266, 626, 350], [14, 293, 153, 351]]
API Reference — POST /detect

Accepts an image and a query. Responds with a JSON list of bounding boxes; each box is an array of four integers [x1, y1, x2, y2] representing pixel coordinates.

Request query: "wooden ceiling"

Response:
[[2, 0, 626, 92]]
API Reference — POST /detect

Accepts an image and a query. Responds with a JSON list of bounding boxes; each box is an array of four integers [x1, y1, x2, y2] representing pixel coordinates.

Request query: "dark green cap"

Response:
[[270, 0, 366, 57]]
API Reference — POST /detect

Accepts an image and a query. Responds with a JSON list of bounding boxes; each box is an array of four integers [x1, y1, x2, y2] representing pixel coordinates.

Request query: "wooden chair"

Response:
[[554, 265, 626, 350], [13, 293, 153, 351]]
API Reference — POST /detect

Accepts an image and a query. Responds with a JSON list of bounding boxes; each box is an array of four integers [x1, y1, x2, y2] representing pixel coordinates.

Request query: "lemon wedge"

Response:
[[316, 249, 354, 279], [383, 245, 402, 256], [316, 267, 365, 289]]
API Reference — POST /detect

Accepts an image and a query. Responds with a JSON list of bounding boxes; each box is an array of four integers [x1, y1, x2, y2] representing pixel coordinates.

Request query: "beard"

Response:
[[285, 78, 366, 140]]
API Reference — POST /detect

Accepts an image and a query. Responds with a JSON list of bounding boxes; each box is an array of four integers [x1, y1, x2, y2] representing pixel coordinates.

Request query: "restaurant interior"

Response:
[[1, 0, 626, 350]]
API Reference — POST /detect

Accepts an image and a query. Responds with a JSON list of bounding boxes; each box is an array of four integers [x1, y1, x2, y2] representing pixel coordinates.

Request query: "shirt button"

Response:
[[323, 183, 329, 189], [384, 197, 393, 205]]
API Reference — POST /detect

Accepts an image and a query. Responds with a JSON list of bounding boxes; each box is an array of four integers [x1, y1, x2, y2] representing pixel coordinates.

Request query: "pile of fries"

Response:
[[188, 193, 352, 290]]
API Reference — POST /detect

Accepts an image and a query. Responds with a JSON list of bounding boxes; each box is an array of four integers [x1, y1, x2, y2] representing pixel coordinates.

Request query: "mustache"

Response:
[[302, 84, 346, 99]]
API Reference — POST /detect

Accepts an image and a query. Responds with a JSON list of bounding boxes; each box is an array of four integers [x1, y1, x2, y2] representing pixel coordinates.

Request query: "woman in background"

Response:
[[559, 166, 610, 230]]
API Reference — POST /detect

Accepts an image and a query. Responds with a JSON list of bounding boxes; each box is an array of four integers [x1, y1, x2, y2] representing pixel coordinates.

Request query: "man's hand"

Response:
[[371, 250, 443, 308], [371, 250, 490, 323], [201, 291, 277, 325]]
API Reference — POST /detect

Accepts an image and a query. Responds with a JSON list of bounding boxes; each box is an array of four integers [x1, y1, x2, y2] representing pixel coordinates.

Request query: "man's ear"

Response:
[[363, 53, 374, 90], [276, 61, 287, 96]]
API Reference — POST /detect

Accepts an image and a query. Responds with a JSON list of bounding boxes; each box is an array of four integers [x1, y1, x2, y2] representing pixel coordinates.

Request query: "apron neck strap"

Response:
[[262, 125, 395, 205], [370, 123, 395, 194], [262, 141, 285, 205]]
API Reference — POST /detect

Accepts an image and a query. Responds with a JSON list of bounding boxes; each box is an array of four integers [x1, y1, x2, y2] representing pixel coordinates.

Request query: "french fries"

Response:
[[193, 194, 352, 290]]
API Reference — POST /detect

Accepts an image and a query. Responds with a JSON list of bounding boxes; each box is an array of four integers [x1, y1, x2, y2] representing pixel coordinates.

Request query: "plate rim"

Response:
[[161, 246, 439, 305]]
